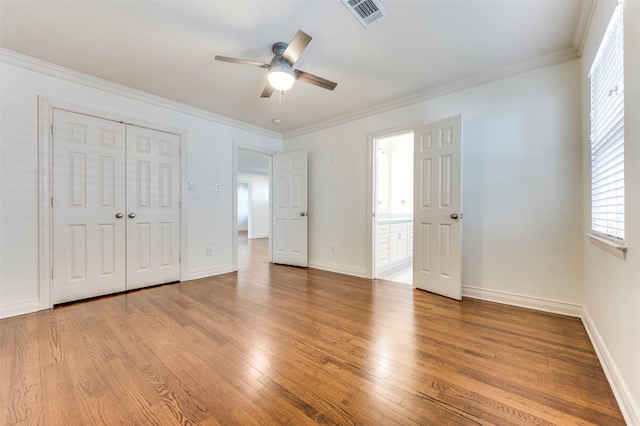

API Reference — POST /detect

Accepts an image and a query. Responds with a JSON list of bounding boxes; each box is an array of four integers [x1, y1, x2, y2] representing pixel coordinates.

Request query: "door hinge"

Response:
[[51, 196, 54, 207], [179, 253, 181, 262], [50, 123, 54, 135], [51, 269, 54, 279], [179, 200, 181, 209]]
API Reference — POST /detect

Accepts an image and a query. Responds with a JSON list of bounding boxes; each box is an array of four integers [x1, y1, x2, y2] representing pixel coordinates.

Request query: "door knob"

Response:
[[450, 213, 459, 220], [300, 212, 307, 217], [128, 213, 136, 219], [115, 213, 124, 219]]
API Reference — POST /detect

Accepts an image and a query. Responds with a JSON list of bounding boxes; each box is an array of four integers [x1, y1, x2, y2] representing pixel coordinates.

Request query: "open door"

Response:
[[413, 115, 463, 300], [272, 151, 308, 266]]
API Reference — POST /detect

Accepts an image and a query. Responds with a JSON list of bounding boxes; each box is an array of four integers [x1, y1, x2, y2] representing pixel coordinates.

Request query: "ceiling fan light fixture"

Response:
[[268, 65, 295, 91]]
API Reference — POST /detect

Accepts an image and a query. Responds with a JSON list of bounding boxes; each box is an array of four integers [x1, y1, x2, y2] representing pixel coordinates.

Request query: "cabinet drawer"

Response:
[[377, 234, 390, 249], [378, 250, 390, 266], [390, 223, 407, 233], [377, 224, 390, 234]]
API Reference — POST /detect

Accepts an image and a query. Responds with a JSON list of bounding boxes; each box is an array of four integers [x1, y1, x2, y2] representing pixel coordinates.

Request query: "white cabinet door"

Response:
[[413, 115, 463, 300], [389, 224, 408, 264], [126, 125, 181, 290], [52, 110, 127, 303], [272, 151, 308, 266]]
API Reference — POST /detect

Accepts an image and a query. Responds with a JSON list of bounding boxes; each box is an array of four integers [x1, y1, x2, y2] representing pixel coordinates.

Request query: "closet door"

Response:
[[52, 110, 127, 303], [125, 125, 181, 290]]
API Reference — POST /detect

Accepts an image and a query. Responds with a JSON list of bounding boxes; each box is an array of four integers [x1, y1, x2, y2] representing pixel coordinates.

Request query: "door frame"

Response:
[[366, 122, 422, 279], [232, 142, 275, 271], [37, 96, 188, 310]]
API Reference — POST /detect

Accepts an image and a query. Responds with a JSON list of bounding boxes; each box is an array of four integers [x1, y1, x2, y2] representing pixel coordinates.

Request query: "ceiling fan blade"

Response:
[[282, 30, 312, 66], [214, 55, 269, 69], [260, 83, 275, 98], [294, 70, 337, 91]]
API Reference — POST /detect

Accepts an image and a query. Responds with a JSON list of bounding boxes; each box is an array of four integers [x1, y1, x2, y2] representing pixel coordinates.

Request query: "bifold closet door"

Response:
[[52, 109, 128, 304], [52, 110, 181, 304], [125, 125, 181, 290]]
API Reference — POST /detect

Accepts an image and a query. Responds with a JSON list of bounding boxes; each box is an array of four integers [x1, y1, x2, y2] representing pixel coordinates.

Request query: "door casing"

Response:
[[38, 97, 188, 309], [366, 122, 423, 279], [232, 142, 276, 271]]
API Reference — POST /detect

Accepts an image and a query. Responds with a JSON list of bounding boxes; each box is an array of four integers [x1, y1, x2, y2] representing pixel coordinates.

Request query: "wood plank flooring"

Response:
[[1, 234, 624, 425]]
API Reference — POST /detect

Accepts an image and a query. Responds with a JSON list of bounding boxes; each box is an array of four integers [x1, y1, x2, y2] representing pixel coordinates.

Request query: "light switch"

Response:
[[187, 181, 193, 190]]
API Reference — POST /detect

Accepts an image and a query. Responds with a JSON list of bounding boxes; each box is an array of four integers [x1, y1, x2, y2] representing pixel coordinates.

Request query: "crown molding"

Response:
[[283, 46, 580, 139], [573, 0, 596, 56], [0, 48, 281, 140], [1, 44, 583, 142]]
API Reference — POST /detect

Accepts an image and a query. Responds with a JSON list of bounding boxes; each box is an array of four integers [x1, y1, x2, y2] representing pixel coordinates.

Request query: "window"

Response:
[[590, 3, 624, 240]]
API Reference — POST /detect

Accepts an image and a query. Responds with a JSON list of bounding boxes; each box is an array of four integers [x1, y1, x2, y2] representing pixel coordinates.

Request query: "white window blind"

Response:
[[590, 4, 624, 240]]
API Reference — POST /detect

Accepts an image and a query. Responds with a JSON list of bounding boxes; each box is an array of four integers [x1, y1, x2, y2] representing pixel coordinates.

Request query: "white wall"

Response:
[[238, 172, 269, 239], [377, 133, 413, 218], [388, 137, 413, 216], [0, 53, 281, 318], [237, 183, 250, 231], [580, 1, 640, 423], [284, 60, 584, 308]]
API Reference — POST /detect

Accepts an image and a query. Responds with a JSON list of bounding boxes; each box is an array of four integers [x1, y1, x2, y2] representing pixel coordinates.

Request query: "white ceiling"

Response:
[[0, 1, 590, 136]]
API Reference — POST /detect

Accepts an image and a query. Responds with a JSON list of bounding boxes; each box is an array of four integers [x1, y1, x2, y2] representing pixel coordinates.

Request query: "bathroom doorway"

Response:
[[374, 131, 414, 285]]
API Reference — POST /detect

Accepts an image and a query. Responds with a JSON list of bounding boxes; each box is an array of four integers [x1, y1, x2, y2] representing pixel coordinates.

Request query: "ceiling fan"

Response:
[[215, 30, 337, 98]]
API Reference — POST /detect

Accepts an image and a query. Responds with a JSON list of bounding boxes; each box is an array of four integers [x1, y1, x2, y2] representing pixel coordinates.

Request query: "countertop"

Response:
[[377, 217, 412, 225]]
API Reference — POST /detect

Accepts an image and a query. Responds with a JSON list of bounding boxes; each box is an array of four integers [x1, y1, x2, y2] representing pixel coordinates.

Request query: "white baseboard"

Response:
[[582, 308, 640, 426], [0, 299, 42, 319], [462, 285, 583, 317], [308, 260, 368, 279], [187, 265, 234, 281]]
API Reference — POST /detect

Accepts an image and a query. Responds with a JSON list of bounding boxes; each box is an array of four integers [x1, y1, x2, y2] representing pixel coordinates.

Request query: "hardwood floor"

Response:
[[1, 235, 624, 425]]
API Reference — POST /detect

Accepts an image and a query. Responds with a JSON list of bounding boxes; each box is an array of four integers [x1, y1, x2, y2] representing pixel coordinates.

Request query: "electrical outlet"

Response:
[[206, 248, 212, 256]]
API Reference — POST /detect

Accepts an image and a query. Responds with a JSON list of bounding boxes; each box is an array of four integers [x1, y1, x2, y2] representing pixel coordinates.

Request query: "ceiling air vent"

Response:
[[342, 0, 389, 28]]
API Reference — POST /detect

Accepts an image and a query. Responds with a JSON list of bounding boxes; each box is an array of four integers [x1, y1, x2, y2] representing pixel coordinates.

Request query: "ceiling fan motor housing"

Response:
[[271, 42, 289, 58]]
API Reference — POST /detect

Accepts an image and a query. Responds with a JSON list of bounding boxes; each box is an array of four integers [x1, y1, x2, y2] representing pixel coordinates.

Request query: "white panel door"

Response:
[[413, 115, 463, 300], [52, 111, 181, 303], [272, 151, 308, 266], [126, 125, 181, 290], [52, 109, 127, 303]]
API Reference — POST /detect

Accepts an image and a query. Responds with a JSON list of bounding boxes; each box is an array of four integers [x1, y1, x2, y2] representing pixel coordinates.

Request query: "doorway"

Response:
[[235, 148, 271, 270], [373, 131, 414, 285]]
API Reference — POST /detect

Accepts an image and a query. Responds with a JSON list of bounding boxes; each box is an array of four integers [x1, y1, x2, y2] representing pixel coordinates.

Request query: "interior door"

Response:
[[272, 151, 308, 266], [125, 125, 181, 290], [52, 109, 127, 303], [413, 115, 463, 300], [52, 110, 181, 303]]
